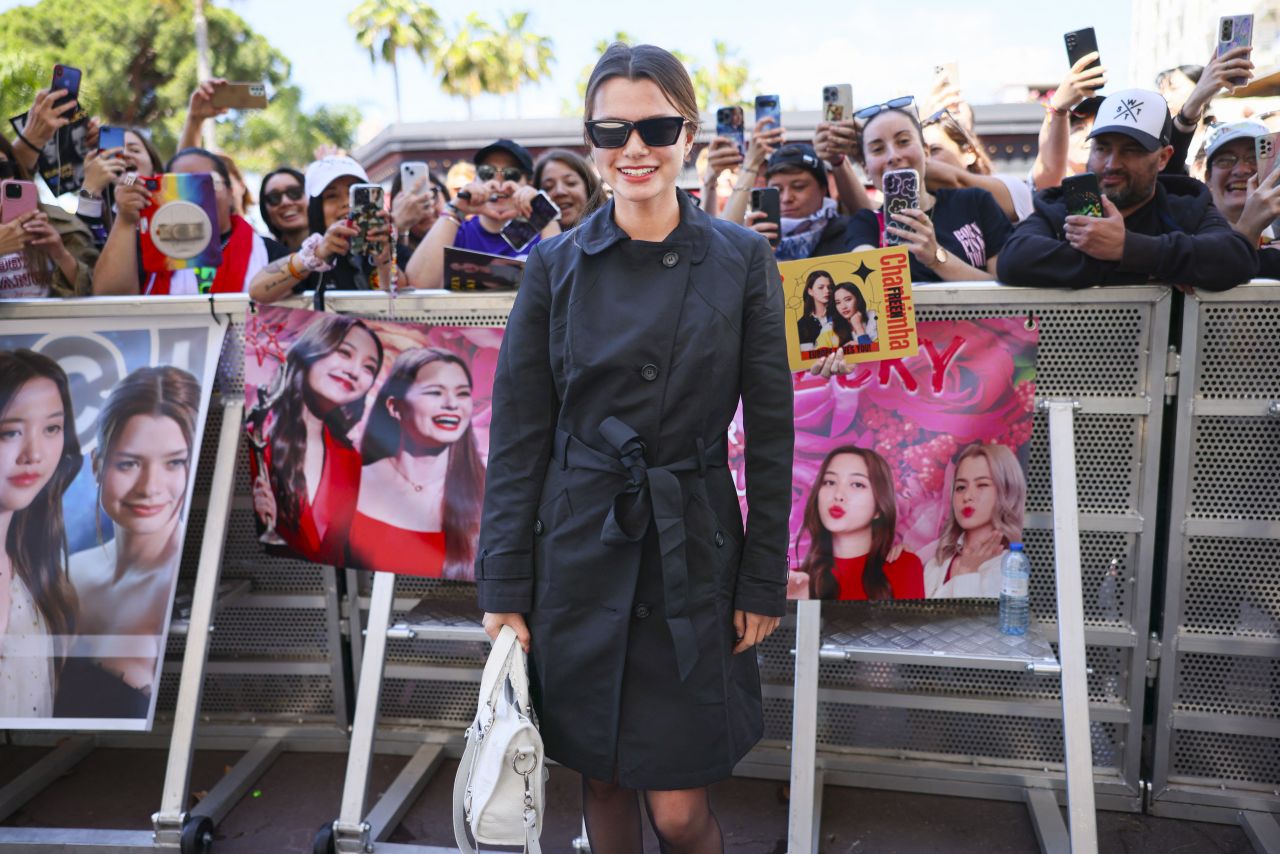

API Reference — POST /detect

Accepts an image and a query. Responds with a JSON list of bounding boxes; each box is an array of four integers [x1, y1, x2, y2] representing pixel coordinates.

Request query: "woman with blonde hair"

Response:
[[924, 442, 1027, 599]]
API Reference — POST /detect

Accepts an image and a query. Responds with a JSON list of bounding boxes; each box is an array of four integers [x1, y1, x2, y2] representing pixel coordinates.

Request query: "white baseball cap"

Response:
[[1087, 88, 1172, 152], [1203, 120, 1270, 163], [304, 156, 370, 199]]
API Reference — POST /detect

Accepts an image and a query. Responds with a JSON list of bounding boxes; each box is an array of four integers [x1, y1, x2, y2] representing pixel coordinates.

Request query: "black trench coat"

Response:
[[475, 190, 794, 790]]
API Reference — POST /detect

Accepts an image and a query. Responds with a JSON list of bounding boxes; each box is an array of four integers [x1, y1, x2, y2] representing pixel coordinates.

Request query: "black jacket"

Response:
[[474, 189, 793, 788], [997, 175, 1257, 291]]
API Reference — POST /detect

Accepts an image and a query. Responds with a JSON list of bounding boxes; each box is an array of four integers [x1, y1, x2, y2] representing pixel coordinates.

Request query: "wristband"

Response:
[[297, 233, 336, 273], [76, 191, 103, 218], [1045, 103, 1069, 117], [1174, 108, 1198, 132], [14, 129, 42, 154], [286, 254, 305, 280]]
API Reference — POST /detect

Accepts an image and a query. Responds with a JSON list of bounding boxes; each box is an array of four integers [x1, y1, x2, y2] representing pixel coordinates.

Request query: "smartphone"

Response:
[[934, 61, 960, 90], [51, 63, 82, 110], [822, 84, 853, 123], [0, 180, 39, 224], [400, 161, 428, 194], [1257, 133, 1280, 236], [716, 106, 745, 156], [754, 94, 781, 131], [98, 125, 125, 153], [501, 190, 561, 252], [750, 187, 781, 247], [347, 183, 385, 258], [1217, 15, 1254, 87], [1064, 28, 1101, 72], [1062, 172, 1104, 218], [881, 169, 919, 247], [210, 82, 269, 110]]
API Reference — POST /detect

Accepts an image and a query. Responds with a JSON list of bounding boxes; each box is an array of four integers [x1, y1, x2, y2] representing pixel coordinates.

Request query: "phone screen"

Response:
[[716, 107, 745, 155], [1062, 173, 1103, 217], [99, 126, 125, 152]]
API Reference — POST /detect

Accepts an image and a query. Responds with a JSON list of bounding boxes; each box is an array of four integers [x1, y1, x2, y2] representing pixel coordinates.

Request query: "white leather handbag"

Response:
[[453, 625, 546, 854]]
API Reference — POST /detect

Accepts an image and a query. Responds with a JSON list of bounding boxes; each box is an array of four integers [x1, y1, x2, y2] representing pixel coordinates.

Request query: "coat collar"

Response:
[[574, 189, 711, 262]]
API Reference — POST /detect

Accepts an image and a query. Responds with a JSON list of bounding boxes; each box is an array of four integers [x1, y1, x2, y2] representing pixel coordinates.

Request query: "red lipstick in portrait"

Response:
[[828, 505, 845, 519]]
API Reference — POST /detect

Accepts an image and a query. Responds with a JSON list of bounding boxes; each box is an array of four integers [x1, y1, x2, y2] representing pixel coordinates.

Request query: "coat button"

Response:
[[633, 603, 651, 619], [662, 251, 679, 267], [533, 519, 544, 535], [715, 531, 725, 548], [640, 363, 659, 381]]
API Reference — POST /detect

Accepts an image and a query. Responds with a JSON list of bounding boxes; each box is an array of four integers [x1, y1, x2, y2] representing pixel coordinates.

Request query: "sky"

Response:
[[2, 0, 1138, 143]]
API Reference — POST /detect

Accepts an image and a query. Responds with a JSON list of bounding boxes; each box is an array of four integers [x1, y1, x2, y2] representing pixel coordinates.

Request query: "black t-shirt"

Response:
[[843, 187, 1014, 282], [294, 244, 415, 294]]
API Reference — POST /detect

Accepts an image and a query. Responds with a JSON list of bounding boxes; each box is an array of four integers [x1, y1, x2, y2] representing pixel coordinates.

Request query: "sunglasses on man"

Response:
[[584, 116, 689, 149], [476, 164, 527, 183], [262, 185, 304, 207]]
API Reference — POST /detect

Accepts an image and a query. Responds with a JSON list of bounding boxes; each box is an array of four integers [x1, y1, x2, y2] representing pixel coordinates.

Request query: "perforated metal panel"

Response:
[[1151, 283, 1280, 819]]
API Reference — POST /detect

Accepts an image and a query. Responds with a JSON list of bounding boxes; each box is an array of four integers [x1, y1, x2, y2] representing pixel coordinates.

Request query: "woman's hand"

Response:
[[813, 119, 859, 165], [453, 179, 492, 216], [1050, 52, 1108, 113], [22, 88, 78, 151], [392, 178, 432, 232], [887, 208, 941, 268], [316, 219, 357, 262], [483, 612, 531, 653], [509, 184, 542, 219], [1182, 46, 1254, 122], [744, 209, 779, 244], [21, 213, 70, 261], [808, 351, 850, 377], [733, 610, 780, 654], [252, 472, 277, 530], [364, 217, 394, 266], [188, 78, 230, 123], [950, 527, 1004, 577], [743, 116, 784, 173], [113, 180, 153, 227], [0, 212, 37, 255], [1236, 167, 1280, 243], [705, 135, 744, 180], [83, 149, 127, 196]]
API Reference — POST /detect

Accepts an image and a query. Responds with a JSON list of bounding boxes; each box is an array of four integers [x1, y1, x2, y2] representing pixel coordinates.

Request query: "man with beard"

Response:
[[998, 89, 1256, 290]]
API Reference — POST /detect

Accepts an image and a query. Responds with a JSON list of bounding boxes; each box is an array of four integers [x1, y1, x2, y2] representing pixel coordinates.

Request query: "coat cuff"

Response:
[[475, 551, 533, 613], [1118, 232, 1160, 275], [734, 551, 788, 617]]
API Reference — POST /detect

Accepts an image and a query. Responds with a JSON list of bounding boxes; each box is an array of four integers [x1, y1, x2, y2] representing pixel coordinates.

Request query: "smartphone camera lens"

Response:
[[1222, 22, 1232, 39], [4, 184, 20, 199]]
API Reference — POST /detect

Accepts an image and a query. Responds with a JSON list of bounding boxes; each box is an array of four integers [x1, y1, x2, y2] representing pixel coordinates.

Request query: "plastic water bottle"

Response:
[[999, 543, 1030, 635]]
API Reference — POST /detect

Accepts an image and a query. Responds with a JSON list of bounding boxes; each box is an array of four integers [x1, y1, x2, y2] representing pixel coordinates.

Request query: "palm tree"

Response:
[[692, 40, 754, 112], [433, 13, 502, 120], [489, 11, 553, 118], [348, 0, 442, 124]]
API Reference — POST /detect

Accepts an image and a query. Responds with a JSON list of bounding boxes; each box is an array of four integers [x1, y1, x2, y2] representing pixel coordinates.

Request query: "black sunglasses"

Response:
[[476, 164, 526, 183], [854, 96, 917, 123], [262, 185, 304, 207], [584, 116, 688, 149]]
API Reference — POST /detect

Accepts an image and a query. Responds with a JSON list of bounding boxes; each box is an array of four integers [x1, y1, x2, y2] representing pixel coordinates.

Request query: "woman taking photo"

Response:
[[844, 97, 1012, 283], [251, 315, 384, 566], [478, 43, 793, 853], [351, 348, 484, 580], [798, 446, 922, 601], [60, 366, 200, 718], [0, 350, 81, 718], [258, 167, 309, 251], [533, 148, 601, 230]]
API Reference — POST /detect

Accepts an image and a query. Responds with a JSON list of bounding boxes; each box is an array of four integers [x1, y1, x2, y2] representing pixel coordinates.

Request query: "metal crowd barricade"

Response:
[[1150, 281, 1280, 853]]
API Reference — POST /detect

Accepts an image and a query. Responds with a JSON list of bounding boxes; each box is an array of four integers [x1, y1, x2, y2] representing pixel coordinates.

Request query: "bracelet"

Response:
[[286, 253, 305, 280], [14, 129, 42, 153], [1174, 108, 1198, 131], [1044, 103, 1069, 117], [296, 233, 336, 273]]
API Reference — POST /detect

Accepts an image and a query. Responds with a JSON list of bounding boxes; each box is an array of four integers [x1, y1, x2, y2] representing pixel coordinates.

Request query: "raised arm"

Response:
[[1032, 53, 1107, 191], [91, 180, 151, 295]]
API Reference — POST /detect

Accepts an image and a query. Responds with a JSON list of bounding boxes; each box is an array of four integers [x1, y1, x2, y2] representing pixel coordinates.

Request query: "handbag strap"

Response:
[[452, 726, 481, 854]]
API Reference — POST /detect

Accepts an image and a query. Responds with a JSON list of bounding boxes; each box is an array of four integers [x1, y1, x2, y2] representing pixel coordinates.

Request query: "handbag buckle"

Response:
[[512, 749, 538, 776]]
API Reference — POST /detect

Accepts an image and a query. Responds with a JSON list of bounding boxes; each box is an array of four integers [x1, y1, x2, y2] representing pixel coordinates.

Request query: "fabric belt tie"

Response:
[[552, 416, 726, 682]]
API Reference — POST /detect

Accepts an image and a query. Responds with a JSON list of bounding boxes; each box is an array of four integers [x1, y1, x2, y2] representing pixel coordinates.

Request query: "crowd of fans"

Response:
[[1, 39, 1277, 303]]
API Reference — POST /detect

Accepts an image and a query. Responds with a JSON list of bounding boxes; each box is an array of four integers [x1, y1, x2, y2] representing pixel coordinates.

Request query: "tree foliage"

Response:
[[348, 0, 442, 123], [430, 10, 554, 119]]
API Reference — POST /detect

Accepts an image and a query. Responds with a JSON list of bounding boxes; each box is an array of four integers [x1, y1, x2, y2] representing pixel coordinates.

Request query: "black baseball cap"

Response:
[[474, 139, 534, 175], [766, 144, 828, 189]]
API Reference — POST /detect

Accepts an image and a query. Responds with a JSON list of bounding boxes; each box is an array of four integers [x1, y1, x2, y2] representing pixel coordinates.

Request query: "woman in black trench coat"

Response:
[[477, 43, 794, 853]]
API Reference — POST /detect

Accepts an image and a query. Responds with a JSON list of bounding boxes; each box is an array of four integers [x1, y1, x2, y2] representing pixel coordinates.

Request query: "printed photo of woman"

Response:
[[924, 442, 1027, 599], [796, 269, 834, 355], [350, 347, 485, 580], [831, 282, 878, 348], [251, 315, 384, 566], [0, 350, 82, 719], [797, 445, 924, 601], [58, 366, 200, 718]]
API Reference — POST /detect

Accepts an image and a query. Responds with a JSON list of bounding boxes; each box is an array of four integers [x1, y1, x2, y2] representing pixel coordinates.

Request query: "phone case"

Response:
[[1062, 173, 1104, 218], [1064, 28, 1101, 71], [1217, 15, 1254, 86], [348, 184, 385, 258], [716, 106, 745, 155], [882, 169, 919, 247], [138, 173, 221, 272], [934, 62, 959, 89], [1258, 134, 1280, 236], [51, 64, 81, 109], [98, 126, 125, 151], [400, 161, 428, 192], [755, 95, 781, 130], [823, 84, 853, 123], [0, 180, 39, 224], [751, 187, 781, 247], [501, 191, 560, 252], [210, 83, 269, 110]]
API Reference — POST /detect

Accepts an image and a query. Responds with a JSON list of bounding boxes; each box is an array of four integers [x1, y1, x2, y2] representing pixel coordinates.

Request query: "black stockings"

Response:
[[581, 777, 723, 854]]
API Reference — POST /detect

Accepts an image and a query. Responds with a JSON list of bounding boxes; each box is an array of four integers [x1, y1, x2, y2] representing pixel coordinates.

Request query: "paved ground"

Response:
[[0, 745, 1254, 853]]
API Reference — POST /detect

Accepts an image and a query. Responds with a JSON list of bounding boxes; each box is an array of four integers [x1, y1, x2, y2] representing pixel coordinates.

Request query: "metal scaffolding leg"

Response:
[[1241, 811, 1280, 854], [787, 599, 823, 854], [0, 735, 94, 822], [1044, 400, 1099, 854]]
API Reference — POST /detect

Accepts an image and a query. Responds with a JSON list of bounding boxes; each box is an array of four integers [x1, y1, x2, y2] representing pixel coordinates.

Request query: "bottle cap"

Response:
[[1009, 542, 1024, 551]]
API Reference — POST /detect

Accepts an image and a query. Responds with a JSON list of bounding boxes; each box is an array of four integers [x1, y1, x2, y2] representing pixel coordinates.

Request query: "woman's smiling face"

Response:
[[394, 361, 473, 448], [305, 326, 381, 410], [0, 377, 64, 514], [99, 414, 190, 535]]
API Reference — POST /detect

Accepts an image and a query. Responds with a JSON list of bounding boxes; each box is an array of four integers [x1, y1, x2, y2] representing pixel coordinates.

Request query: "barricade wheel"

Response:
[[313, 822, 337, 854], [180, 815, 214, 854]]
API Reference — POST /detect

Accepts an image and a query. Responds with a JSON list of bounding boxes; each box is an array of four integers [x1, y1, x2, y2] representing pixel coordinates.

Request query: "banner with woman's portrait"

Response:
[[729, 315, 1038, 601], [243, 305, 500, 581], [0, 315, 224, 730]]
